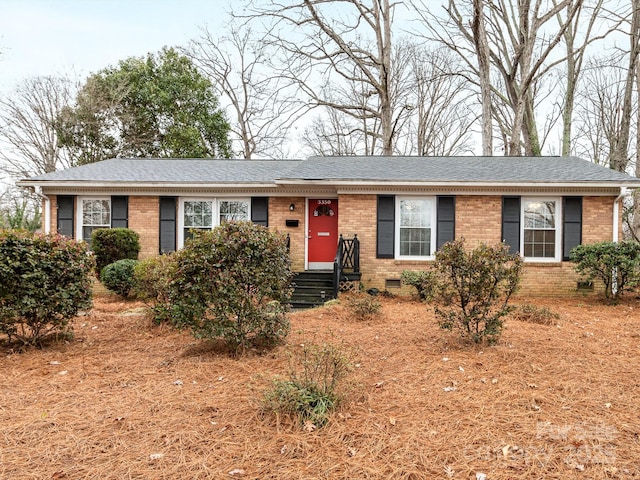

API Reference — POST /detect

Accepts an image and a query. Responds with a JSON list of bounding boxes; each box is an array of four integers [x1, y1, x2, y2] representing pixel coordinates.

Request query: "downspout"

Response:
[[612, 187, 627, 243], [31, 187, 51, 234], [611, 187, 627, 296]]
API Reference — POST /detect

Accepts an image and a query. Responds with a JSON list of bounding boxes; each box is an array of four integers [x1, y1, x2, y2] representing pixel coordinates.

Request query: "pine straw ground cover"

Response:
[[1, 292, 639, 480]]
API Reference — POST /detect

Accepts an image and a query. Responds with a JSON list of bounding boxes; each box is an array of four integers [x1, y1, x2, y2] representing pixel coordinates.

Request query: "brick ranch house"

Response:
[[18, 155, 640, 298]]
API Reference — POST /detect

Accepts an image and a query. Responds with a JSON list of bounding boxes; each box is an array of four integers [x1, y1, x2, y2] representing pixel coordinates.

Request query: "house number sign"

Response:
[[317, 199, 332, 204]]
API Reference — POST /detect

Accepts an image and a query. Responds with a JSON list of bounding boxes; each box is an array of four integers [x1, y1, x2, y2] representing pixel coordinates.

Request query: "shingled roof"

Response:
[[21, 158, 302, 185], [18, 156, 640, 188], [278, 156, 640, 185]]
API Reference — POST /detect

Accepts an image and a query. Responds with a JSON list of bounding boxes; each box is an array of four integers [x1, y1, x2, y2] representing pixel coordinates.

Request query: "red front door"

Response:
[[308, 199, 338, 269]]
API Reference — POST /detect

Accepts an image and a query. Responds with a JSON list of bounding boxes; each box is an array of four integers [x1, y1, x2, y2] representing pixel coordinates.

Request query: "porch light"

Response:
[[289, 203, 295, 211]]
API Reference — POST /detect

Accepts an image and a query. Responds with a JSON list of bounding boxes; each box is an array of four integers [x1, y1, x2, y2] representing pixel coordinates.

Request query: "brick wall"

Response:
[[337, 193, 619, 297], [43, 192, 620, 297], [128, 196, 159, 259], [269, 197, 306, 271], [583, 196, 615, 243], [455, 196, 503, 246], [48, 194, 59, 233]]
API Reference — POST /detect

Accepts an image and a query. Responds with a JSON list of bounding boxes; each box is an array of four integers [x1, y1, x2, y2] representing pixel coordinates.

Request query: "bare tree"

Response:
[[301, 107, 365, 156], [610, 0, 640, 172], [186, 22, 305, 159], [0, 75, 75, 178], [399, 46, 476, 156], [243, 0, 401, 155], [634, 55, 640, 241], [472, 0, 493, 155], [573, 58, 631, 166], [555, 0, 619, 156], [416, 0, 584, 156], [300, 43, 476, 157]]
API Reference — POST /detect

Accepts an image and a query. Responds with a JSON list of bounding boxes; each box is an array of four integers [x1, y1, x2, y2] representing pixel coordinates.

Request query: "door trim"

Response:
[[304, 197, 338, 270]]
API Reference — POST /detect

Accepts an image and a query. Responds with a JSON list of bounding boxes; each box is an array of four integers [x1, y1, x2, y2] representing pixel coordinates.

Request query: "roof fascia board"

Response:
[[277, 179, 640, 189], [31, 187, 339, 197], [16, 181, 279, 189], [336, 187, 624, 196]]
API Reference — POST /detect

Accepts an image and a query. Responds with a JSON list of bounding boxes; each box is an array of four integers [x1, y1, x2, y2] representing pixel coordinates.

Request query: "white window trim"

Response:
[[177, 197, 251, 248], [521, 196, 562, 262], [394, 196, 437, 260], [76, 196, 111, 242]]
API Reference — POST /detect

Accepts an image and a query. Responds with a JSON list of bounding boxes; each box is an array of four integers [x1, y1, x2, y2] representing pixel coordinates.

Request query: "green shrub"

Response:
[[401, 269, 437, 301], [91, 228, 140, 273], [513, 303, 560, 326], [343, 292, 381, 320], [132, 254, 178, 324], [100, 259, 139, 297], [429, 239, 522, 345], [262, 342, 352, 428], [569, 241, 640, 300], [0, 230, 94, 347], [167, 221, 293, 352]]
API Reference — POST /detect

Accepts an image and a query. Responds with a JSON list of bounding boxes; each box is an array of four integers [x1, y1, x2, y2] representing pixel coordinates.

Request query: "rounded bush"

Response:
[[167, 221, 293, 352], [0, 230, 94, 346], [91, 228, 140, 274], [570, 241, 640, 299], [100, 259, 139, 298]]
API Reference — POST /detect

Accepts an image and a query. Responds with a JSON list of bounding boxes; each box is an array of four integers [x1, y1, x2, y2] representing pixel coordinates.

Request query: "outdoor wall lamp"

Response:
[[289, 203, 295, 211]]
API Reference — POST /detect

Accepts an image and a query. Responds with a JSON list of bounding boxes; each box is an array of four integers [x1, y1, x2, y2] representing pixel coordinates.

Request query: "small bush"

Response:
[[132, 255, 177, 323], [429, 239, 522, 345], [570, 241, 640, 300], [343, 292, 381, 320], [100, 259, 139, 297], [513, 303, 560, 325], [0, 230, 94, 347], [262, 342, 352, 428], [91, 228, 140, 274], [167, 222, 293, 352], [401, 269, 437, 301], [133, 254, 177, 303]]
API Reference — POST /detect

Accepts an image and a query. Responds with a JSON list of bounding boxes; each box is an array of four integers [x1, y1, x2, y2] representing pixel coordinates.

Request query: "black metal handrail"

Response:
[[333, 234, 360, 298]]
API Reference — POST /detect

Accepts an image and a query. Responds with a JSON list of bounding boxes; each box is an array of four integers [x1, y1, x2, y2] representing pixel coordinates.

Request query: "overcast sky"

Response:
[[0, 0, 233, 94]]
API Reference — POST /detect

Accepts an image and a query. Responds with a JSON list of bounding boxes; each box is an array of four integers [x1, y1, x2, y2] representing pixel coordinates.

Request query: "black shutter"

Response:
[[56, 196, 74, 237], [437, 196, 455, 249], [377, 195, 395, 258], [159, 197, 177, 253], [563, 196, 582, 260], [251, 197, 269, 227], [111, 196, 128, 228], [502, 196, 521, 255]]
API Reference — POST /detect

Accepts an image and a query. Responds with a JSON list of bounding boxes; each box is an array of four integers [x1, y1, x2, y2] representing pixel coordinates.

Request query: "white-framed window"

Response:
[[395, 197, 436, 259], [178, 197, 250, 247], [522, 197, 561, 261], [79, 198, 111, 243]]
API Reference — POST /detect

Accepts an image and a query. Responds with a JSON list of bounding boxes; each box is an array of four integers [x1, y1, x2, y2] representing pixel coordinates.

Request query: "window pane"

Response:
[[400, 227, 431, 256], [524, 200, 556, 229], [400, 199, 430, 228], [524, 226, 555, 258], [220, 200, 249, 223], [82, 199, 110, 227], [184, 201, 213, 229]]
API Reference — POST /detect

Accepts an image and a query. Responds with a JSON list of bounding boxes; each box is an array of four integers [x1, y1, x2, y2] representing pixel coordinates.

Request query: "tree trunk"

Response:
[[472, 0, 493, 156], [611, 0, 640, 171]]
